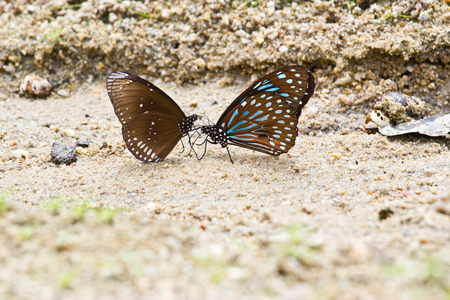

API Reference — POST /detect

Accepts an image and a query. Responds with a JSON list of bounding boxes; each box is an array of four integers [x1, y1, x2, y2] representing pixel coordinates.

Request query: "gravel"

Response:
[[0, 0, 449, 299]]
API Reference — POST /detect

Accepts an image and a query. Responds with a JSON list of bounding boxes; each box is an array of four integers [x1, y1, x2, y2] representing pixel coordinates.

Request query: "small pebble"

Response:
[[19, 74, 51, 97], [11, 149, 30, 159], [331, 153, 342, 159], [76, 140, 93, 148], [419, 11, 430, 21], [50, 142, 77, 165], [57, 89, 70, 98], [278, 45, 288, 53], [61, 129, 76, 138], [335, 73, 352, 86]]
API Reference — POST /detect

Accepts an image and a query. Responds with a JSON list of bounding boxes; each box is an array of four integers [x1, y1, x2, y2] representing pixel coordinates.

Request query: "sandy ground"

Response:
[[0, 81, 449, 299], [1, 0, 450, 299]]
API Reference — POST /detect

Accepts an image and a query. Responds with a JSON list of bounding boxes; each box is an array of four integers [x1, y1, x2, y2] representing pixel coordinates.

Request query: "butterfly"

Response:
[[106, 71, 198, 162], [198, 65, 315, 162]]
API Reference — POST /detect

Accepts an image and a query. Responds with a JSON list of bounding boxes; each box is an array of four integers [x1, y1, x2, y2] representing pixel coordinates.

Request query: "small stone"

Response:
[[255, 36, 264, 45], [424, 168, 438, 174], [76, 140, 93, 148], [419, 11, 430, 21], [19, 74, 51, 97], [335, 73, 352, 86], [4, 63, 15, 73], [61, 129, 76, 138], [379, 208, 394, 220], [189, 101, 197, 108], [57, 89, 70, 98], [279, 45, 288, 53], [331, 153, 342, 159], [144, 203, 161, 214], [348, 242, 371, 262], [50, 142, 77, 165], [11, 149, 30, 159], [193, 58, 205, 69], [338, 94, 354, 105]]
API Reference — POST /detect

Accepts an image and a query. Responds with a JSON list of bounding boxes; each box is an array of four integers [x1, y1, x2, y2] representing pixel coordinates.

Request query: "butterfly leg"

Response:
[[225, 146, 234, 164], [180, 138, 186, 154], [186, 133, 202, 160]]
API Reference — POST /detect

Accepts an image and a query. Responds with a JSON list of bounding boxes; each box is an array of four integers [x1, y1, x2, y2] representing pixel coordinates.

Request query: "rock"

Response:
[[57, 89, 70, 98], [19, 74, 52, 98], [76, 140, 93, 148], [11, 149, 30, 159], [279, 45, 288, 53], [50, 142, 77, 165]]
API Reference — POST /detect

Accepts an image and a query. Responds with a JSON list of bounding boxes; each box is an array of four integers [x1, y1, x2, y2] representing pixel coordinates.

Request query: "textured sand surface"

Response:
[[1, 82, 449, 299], [0, 0, 449, 299]]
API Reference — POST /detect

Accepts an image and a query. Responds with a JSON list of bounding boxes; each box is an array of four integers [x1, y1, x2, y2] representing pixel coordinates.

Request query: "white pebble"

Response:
[[11, 149, 30, 159], [57, 89, 70, 98], [279, 45, 288, 53]]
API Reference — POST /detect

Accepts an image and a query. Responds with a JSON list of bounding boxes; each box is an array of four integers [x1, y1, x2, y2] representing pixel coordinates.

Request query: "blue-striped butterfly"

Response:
[[199, 65, 315, 162]]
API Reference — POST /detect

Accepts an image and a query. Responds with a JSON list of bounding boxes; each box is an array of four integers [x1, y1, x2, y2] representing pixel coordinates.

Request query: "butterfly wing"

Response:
[[121, 111, 183, 162], [218, 93, 299, 156], [218, 65, 315, 120], [106, 71, 187, 162], [107, 71, 186, 127]]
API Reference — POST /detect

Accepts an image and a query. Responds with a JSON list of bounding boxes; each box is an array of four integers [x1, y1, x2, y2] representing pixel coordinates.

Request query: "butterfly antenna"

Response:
[[225, 146, 234, 164]]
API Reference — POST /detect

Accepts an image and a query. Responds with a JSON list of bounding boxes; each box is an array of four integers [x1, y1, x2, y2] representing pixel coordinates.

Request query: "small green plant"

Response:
[[70, 201, 121, 224], [251, 1, 258, 6], [346, 0, 356, 11], [46, 196, 67, 212], [43, 24, 63, 43], [96, 208, 120, 224], [58, 268, 75, 289], [119, 0, 153, 18], [195, 254, 226, 284], [381, 4, 411, 21], [52, 4, 82, 11], [0, 190, 11, 212], [17, 223, 38, 240], [71, 202, 90, 218], [422, 253, 450, 294]]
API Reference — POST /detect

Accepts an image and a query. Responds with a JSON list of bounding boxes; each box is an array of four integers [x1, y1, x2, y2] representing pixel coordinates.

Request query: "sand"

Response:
[[0, 0, 449, 299]]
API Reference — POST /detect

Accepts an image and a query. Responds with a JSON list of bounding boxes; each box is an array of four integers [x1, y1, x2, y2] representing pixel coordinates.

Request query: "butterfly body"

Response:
[[107, 71, 198, 162], [199, 65, 315, 160]]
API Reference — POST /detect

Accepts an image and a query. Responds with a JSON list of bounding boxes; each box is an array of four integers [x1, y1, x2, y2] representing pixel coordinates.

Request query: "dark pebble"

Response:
[[76, 140, 93, 148], [378, 208, 394, 221], [50, 142, 77, 165]]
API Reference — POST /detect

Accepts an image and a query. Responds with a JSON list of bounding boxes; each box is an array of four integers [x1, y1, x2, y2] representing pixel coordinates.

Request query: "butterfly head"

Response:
[[179, 114, 199, 135], [200, 125, 228, 148]]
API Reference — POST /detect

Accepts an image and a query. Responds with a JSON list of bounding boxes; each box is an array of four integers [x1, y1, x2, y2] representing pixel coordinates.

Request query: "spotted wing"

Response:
[[106, 71, 187, 162], [218, 65, 315, 120], [106, 71, 186, 127], [121, 111, 184, 162], [218, 93, 299, 156]]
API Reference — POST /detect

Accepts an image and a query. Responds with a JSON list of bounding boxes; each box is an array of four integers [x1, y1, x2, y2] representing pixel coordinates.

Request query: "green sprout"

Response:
[[382, 4, 411, 21], [43, 24, 63, 43], [346, 0, 356, 11], [0, 190, 11, 212], [119, 0, 153, 18], [195, 255, 226, 284], [51, 4, 82, 11], [70, 201, 121, 224]]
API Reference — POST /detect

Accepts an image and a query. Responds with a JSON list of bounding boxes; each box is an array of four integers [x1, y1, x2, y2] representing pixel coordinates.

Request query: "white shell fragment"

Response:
[[19, 74, 52, 97], [378, 114, 450, 137]]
